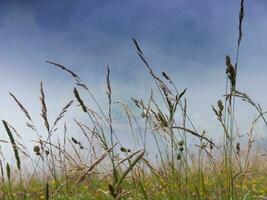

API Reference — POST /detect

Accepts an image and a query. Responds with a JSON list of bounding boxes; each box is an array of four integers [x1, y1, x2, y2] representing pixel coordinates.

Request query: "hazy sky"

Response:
[[1, 0, 267, 157]]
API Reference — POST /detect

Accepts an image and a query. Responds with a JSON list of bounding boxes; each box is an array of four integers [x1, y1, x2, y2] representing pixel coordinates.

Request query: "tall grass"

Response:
[[1, 0, 267, 199]]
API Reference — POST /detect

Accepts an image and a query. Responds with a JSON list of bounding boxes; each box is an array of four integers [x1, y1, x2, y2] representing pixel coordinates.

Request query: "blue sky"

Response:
[[1, 0, 267, 154]]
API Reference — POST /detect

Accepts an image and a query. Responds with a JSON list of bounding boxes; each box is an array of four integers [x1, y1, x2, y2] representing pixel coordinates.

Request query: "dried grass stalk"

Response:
[[78, 143, 117, 183], [52, 100, 74, 129]]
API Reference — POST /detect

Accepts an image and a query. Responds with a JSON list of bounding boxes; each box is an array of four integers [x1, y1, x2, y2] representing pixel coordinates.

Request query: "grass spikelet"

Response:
[[225, 55, 236, 89], [46, 61, 89, 91], [46, 61, 81, 83], [52, 100, 74, 129], [2, 120, 21, 170], [235, 0, 245, 70], [40, 82, 50, 132], [132, 38, 164, 85], [9, 92, 32, 121], [162, 71, 170, 81], [73, 88, 87, 112], [238, 0, 245, 47], [106, 65, 112, 136]]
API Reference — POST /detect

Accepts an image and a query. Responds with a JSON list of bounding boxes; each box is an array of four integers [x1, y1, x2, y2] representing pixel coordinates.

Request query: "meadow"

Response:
[[1, 0, 267, 199]]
